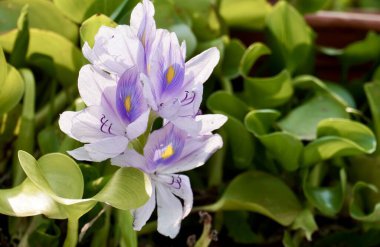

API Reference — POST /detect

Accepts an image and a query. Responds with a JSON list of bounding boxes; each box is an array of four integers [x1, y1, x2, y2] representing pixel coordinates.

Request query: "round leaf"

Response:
[[80, 14, 117, 48], [0, 64, 24, 115], [200, 171, 302, 226]]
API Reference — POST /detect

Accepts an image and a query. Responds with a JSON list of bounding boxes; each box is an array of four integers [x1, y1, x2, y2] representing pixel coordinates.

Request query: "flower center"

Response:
[[161, 144, 174, 159], [124, 95, 132, 112], [166, 66, 175, 84]]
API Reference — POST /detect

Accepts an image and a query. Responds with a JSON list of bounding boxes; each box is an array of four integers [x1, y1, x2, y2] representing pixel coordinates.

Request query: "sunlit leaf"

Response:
[[0, 64, 24, 115], [302, 119, 376, 166], [365, 82, 380, 154], [80, 14, 117, 47], [220, 0, 272, 30], [199, 171, 302, 226], [244, 70, 293, 108], [0, 0, 78, 43], [53, 0, 124, 23], [278, 94, 349, 140], [0, 28, 85, 86]]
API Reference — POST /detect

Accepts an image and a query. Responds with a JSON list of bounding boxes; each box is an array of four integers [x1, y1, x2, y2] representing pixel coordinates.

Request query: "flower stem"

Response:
[[64, 217, 79, 247]]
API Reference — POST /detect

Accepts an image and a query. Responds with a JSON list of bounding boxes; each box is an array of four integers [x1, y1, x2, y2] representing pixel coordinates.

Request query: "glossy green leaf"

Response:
[[304, 167, 347, 216], [221, 39, 245, 79], [303, 119, 376, 166], [207, 91, 249, 122], [342, 31, 380, 68], [0, 28, 85, 86], [266, 1, 313, 73], [240, 42, 271, 76], [0, 46, 6, 90], [53, 0, 123, 23], [245, 110, 303, 171], [0, 0, 78, 43], [350, 182, 380, 222], [365, 82, 380, 154], [199, 171, 302, 226], [291, 209, 318, 241], [224, 117, 255, 169], [244, 70, 293, 108], [278, 94, 349, 140], [13, 151, 151, 219], [293, 0, 330, 13], [0, 64, 24, 115], [80, 14, 117, 47], [9, 4, 29, 68], [220, 0, 272, 30]]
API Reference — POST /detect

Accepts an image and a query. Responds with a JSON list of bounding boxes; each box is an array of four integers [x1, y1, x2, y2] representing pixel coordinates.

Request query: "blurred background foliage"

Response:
[[2, 0, 380, 246]]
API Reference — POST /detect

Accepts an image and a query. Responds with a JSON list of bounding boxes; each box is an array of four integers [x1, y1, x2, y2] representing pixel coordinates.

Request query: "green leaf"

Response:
[[53, 0, 124, 23], [342, 31, 380, 68], [207, 91, 249, 122], [240, 42, 271, 77], [224, 211, 264, 244], [302, 119, 376, 166], [224, 117, 255, 169], [244, 70, 293, 108], [350, 182, 380, 222], [0, 64, 24, 115], [293, 0, 330, 13], [278, 94, 349, 140], [291, 209, 318, 241], [221, 39, 245, 79], [266, 1, 314, 73], [0, 28, 85, 86], [199, 171, 302, 226], [245, 110, 303, 171], [80, 14, 117, 48], [304, 167, 347, 216], [365, 82, 380, 154], [0, 46, 7, 90], [28, 221, 61, 247], [220, 0, 272, 30], [9, 3, 29, 68], [0, 0, 78, 43]]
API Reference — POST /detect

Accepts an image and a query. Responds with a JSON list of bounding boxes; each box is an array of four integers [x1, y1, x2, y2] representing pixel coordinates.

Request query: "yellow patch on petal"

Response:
[[166, 66, 175, 84], [161, 144, 174, 159], [124, 96, 132, 112]]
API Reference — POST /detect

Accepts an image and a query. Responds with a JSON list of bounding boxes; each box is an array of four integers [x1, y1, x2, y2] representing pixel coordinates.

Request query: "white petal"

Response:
[[160, 134, 223, 174], [78, 64, 116, 106], [70, 105, 125, 143], [67, 147, 92, 161], [58, 111, 77, 139], [171, 117, 201, 137], [133, 182, 156, 231], [126, 109, 150, 140], [85, 136, 129, 160], [130, 0, 156, 48], [181, 41, 186, 60], [196, 114, 228, 135], [155, 174, 193, 218], [111, 149, 148, 172], [156, 182, 183, 238], [105, 25, 145, 71], [82, 26, 127, 75], [185, 47, 220, 86], [141, 73, 158, 111]]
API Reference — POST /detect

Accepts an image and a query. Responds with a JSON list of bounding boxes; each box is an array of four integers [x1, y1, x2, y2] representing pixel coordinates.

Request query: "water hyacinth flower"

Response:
[[112, 123, 224, 238], [143, 29, 221, 135], [59, 65, 150, 162]]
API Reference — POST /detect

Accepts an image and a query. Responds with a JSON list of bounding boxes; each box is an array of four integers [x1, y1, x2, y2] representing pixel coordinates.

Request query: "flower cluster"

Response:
[[59, 0, 227, 238]]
